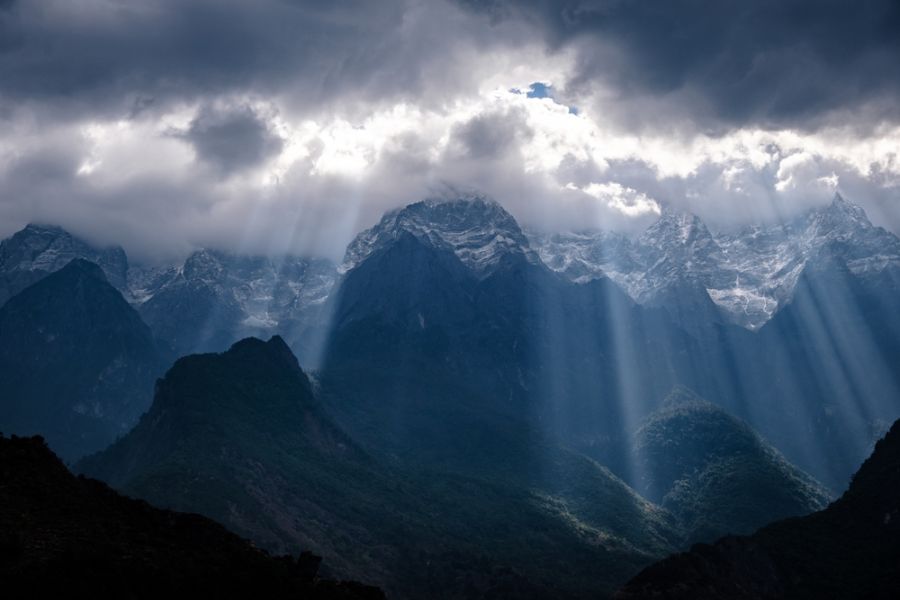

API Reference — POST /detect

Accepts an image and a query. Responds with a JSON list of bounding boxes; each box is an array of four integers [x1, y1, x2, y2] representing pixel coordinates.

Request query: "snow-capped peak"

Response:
[[803, 193, 874, 241], [182, 248, 226, 283], [529, 194, 900, 330], [640, 207, 713, 247], [341, 196, 537, 277], [0, 223, 129, 303], [823, 193, 869, 221]]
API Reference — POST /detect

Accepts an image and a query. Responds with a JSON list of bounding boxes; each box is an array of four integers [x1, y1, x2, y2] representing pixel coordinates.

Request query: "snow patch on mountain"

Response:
[[0, 223, 339, 346], [528, 195, 900, 329], [3, 194, 897, 334], [0, 224, 129, 306], [130, 249, 338, 332], [342, 195, 539, 277]]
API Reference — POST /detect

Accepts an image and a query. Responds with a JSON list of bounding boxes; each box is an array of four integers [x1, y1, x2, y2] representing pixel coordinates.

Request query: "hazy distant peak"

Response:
[[421, 191, 501, 208], [809, 192, 872, 229], [22, 222, 68, 235], [528, 193, 900, 329], [0, 223, 129, 304], [640, 208, 714, 247]]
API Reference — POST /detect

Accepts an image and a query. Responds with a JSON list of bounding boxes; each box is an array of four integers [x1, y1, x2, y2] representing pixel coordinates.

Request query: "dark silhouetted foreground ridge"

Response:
[[616, 418, 900, 599], [0, 434, 384, 599]]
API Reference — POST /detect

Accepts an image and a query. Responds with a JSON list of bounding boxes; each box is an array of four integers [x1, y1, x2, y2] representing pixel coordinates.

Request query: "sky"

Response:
[[0, 0, 898, 262]]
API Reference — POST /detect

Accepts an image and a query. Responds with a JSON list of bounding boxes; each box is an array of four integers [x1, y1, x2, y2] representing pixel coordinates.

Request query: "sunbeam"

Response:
[[2, 1, 899, 598]]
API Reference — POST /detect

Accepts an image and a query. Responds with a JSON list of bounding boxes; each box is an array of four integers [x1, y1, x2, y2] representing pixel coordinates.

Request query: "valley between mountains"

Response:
[[2, 193, 899, 598]]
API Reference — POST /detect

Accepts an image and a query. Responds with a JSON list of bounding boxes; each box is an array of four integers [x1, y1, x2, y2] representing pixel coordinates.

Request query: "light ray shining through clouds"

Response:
[[1, 1, 899, 597]]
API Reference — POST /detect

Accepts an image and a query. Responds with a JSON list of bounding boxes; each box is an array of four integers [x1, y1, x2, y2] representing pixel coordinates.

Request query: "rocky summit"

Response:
[[528, 194, 900, 329]]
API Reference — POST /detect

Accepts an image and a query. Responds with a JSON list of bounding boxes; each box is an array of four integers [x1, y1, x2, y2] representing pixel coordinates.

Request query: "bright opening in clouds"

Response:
[[0, 0, 897, 261], [3, 4, 900, 596]]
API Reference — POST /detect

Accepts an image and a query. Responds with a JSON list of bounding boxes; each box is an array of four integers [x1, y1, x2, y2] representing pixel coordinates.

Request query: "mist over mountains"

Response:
[[528, 194, 900, 330], [77, 335, 680, 598], [2, 0, 898, 595], [1, 192, 899, 597], [5, 194, 897, 480]]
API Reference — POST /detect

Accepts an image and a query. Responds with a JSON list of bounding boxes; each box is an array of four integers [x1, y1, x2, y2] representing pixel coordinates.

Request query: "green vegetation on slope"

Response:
[[617, 417, 900, 599], [634, 386, 830, 543], [79, 336, 681, 599]]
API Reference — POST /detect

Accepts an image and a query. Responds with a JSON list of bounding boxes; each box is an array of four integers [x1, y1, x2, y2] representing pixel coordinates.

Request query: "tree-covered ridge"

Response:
[[617, 417, 900, 599], [78, 336, 681, 599], [634, 386, 830, 543]]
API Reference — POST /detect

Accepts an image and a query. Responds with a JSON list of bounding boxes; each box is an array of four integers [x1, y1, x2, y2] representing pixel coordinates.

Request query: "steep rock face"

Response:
[[0, 259, 164, 461], [321, 198, 704, 468], [616, 418, 900, 600], [78, 336, 381, 577], [0, 224, 339, 362], [634, 387, 830, 543], [529, 194, 900, 330], [529, 229, 638, 285], [342, 195, 540, 278], [79, 336, 683, 599], [713, 195, 900, 326], [727, 250, 900, 490], [134, 249, 336, 359], [634, 210, 732, 302], [0, 434, 384, 599], [527, 209, 735, 327], [0, 224, 129, 307]]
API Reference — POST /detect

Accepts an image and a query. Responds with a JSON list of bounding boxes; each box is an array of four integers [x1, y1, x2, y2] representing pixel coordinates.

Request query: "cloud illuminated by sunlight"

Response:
[[4, 70, 899, 261], [573, 182, 661, 217]]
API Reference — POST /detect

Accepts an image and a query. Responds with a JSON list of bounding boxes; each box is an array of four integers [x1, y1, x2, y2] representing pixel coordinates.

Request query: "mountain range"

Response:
[[78, 336, 683, 599], [319, 194, 900, 492], [7, 193, 895, 346], [1, 192, 898, 596], [2, 194, 898, 487], [527, 194, 900, 330], [131, 249, 336, 360]]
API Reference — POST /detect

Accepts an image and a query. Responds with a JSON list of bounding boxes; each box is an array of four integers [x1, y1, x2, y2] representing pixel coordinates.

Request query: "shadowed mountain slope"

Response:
[[0, 224, 129, 307], [0, 259, 164, 461], [79, 336, 682, 599], [0, 434, 384, 599], [633, 387, 830, 543], [616, 417, 900, 599]]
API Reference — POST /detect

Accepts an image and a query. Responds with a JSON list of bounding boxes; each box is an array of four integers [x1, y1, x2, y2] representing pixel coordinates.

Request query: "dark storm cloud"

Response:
[[0, 0, 451, 120], [6, 0, 894, 131], [0, 0, 897, 260], [461, 0, 900, 131], [179, 105, 283, 174]]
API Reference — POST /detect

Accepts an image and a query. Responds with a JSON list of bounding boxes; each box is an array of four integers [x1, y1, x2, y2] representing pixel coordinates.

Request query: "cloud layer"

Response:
[[0, 0, 897, 261], [461, 0, 900, 131]]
